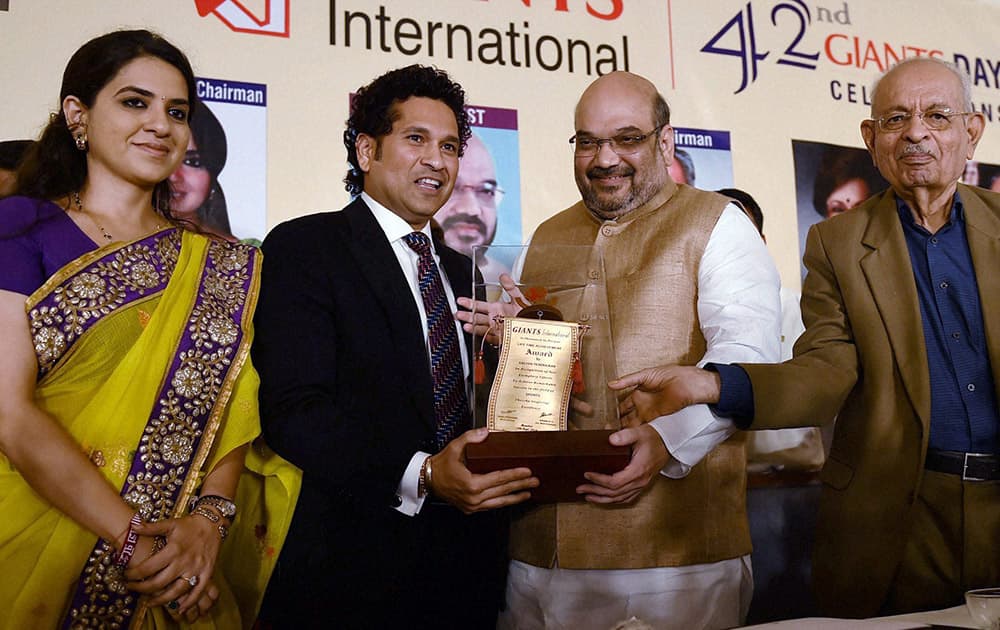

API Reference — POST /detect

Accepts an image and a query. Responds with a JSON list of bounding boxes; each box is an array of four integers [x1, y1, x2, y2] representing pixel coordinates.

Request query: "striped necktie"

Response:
[[403, 231, 469, 451]]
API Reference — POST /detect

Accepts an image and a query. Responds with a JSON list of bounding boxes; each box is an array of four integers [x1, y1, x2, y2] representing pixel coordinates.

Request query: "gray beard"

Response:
[[578, 176, 663, 220]]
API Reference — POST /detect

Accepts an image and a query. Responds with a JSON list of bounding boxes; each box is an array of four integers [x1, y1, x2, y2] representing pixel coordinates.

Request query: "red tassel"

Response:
[[474, 352, 486, 385], [571, 353, 585, 394]]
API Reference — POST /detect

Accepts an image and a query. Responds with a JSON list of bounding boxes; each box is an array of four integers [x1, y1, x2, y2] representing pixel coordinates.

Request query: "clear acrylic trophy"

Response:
[[465, 243, 630, 502]]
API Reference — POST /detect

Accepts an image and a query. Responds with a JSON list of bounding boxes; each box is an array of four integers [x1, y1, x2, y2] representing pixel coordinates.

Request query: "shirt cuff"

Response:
[[705, 363, 755, 429], [649, 405, 737, 479], [394, 451, 430, 516], [649, 415, 692, 478]]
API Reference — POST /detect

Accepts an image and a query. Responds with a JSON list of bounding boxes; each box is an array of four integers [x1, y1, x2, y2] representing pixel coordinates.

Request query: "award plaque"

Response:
[[487, 316, 581, 433], [465, 244, 630, 503]]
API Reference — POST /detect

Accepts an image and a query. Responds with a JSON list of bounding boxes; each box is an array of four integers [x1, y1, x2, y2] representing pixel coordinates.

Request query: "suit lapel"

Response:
[[342, 199, 436, 430], [960, 184, 1000, 406], [859, 190, 931, 427]]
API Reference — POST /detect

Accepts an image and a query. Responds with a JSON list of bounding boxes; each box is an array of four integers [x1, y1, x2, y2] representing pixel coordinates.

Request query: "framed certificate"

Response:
[[465, 244, 629, 502]]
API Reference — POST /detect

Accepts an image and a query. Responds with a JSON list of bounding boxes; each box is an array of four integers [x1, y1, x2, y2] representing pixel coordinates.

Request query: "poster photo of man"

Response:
[[436, 104, 522, 286]]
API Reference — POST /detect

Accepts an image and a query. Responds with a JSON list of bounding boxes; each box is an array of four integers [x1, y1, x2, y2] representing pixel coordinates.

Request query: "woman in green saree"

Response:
[[0, 30, 298, 629]]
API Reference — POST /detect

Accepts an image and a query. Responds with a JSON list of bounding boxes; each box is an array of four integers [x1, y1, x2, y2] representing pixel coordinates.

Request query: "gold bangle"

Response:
[[192, 506, 228, 541], [424, 456, 434, 496], [418, 456, 432, 498], [191, 495, 237, 520], [192, 506, 220, 523]]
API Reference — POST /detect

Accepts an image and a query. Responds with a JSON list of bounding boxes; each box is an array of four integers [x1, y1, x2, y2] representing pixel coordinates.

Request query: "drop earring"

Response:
[[69, 120, 88, 152]]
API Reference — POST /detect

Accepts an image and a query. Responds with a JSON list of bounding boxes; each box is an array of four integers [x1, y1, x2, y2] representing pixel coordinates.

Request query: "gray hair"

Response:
[[869, 57, 973, 115]]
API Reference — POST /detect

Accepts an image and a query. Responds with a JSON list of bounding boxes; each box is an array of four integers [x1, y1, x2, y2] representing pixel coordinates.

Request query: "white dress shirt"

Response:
[[360, 193, 469, 516]]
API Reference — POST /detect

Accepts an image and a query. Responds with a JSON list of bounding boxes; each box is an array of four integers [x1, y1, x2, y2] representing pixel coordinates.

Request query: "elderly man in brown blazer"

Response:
[[611, 56, 1000, 618]]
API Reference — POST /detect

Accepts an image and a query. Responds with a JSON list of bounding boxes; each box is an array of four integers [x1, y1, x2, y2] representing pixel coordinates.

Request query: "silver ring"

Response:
[[179, 575, 198, 587]]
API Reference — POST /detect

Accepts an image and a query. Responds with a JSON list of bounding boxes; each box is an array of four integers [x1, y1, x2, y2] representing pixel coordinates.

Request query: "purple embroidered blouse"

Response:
[[0, 196, 98, 295]]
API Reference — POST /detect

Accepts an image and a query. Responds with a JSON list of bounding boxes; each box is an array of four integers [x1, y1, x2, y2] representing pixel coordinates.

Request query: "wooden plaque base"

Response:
[[465, 430, 631, 503]]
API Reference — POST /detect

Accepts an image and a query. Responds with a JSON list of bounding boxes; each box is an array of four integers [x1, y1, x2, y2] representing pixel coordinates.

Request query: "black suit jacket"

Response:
[[253, 198, 503, 628]]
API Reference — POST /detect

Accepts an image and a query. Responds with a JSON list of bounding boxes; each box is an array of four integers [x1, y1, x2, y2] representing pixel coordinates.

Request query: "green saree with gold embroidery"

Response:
[[0, 229, 300, 629]]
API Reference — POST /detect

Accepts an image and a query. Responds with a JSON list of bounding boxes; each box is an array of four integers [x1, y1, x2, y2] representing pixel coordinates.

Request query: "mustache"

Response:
[[587, 165, 635, 179], [899, 143, 934, 157], [441, 213, 488, 233]]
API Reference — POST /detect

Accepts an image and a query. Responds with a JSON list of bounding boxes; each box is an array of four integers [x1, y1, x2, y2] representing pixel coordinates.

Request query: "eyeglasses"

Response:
[[569, 125, 665, 157], [870, 108, 972, 132], [452, 181, 505, 207]]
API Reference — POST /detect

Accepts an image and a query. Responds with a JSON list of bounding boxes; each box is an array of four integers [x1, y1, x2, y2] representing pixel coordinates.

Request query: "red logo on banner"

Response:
[[195, 0, 290, 38]]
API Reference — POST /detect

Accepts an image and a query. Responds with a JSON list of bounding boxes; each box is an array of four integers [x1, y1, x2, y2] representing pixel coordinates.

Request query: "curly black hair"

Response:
[[343, 65, 470, 195]]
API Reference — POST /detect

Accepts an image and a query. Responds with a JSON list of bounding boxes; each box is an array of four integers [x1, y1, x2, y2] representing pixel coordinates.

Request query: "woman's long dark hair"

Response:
[[15, 29, 197, 218], [188, 100, 232, 236]]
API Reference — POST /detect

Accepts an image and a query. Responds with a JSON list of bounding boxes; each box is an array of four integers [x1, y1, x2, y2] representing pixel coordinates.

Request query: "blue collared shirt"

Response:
[[713, 194, 999, 453], [897, 195, 998, 452]]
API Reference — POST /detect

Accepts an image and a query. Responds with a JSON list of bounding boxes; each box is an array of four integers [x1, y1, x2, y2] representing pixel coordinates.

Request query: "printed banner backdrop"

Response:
[[198, 77, 268, 242], [2, 0, 999, 290], [793, 141, 999, 279], [791, 140, 887, 278], [469, 104, 523, 268], [436, 103, 522, 285], [673, 127, 734, 191]]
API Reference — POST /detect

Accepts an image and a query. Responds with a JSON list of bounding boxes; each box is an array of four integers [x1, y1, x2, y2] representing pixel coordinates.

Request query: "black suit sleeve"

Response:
[[252, 218, 424, 503]]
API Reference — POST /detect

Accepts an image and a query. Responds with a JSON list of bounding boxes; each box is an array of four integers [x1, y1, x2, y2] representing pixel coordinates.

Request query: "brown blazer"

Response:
[[743, 183, 1000, 617]]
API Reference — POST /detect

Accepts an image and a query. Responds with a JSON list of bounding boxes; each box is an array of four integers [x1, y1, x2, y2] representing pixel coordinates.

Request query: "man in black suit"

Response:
[[253, 66, 537, 628]]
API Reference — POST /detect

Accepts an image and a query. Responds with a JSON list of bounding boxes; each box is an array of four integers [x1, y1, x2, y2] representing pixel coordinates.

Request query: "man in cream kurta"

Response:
[[459, 72, 781, 630]]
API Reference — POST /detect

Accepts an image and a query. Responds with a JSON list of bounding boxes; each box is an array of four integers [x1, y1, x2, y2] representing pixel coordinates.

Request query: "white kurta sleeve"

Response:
[[649, 204, 782, 477]]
